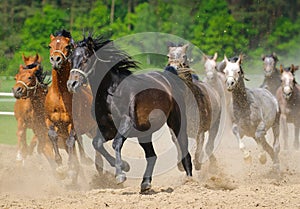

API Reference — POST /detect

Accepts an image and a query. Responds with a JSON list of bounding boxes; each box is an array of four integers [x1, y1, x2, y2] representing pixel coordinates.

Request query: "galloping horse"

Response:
[[13, 54, 42, 163], [67, 35, 193, 192], [166, 44, 221, 171], [12, 57, 54, 165], [223, 55, 280, 171], [260, 53, 281, 96], [203, 52, 231, 108], [276, 64, 300, 150], [44, 30, 81, 182]]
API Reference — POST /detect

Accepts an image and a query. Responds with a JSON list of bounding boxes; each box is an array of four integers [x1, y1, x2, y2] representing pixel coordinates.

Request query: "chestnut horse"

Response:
[[12, 57, 55, 166], [67, 35, 193, 192], [13, 54, 42, 163], [45, 30, 80, 182], [45, 30, 102, 183], [276, 64, 300, 150]]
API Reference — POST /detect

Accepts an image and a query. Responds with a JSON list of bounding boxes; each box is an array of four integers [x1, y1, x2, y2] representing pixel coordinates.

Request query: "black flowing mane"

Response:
[[77, 35, 139, 76]]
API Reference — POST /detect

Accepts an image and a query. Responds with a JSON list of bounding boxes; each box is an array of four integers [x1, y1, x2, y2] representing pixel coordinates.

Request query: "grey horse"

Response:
[[260, 53, 281, 96], [167, 43, 222, 171], [223, 55, 280, 171]]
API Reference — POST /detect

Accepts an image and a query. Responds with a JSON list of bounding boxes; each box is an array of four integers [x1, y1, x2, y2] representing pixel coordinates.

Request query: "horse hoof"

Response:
[[243, 154, 252, 164], [272, 163, 280, 174], [259, 153, 267, 164], [177, 162, 185, 172], [116, 173, 127, 184], [121, 160, 130, 172], [193, 159, 202, 171], [141, 182, 151, 193], [56, 165, 68, 180]]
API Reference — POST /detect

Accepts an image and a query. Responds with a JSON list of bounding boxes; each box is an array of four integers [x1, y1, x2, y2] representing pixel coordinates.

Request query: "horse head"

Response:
[[261, 52, 278, 77], [167, 43, 189, 69], [67, 36, 95, 93], [223, 54, 244, 91], [280, 64, 299, 100], [49, 29, 74, 71], [12, 62, 43, 99], [203, 52, 218, 80]]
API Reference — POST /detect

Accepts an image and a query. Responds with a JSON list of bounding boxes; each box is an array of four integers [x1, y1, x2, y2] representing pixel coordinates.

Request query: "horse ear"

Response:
[[50, 34, 55, 41], [35, 53, 42, 63], [87, 36, 94, 49], [291, 64, 299, 73], [203, 54, 208, 61], [280, 64, 284, 73], [224, 55, 229, 64], [182, 44, 189, 53], [19, 64, 24, 72], [237, 55, 242, 64], [272, 52, 279, 62], [22, 53, 28, 63], [213, 52, 218, 61]]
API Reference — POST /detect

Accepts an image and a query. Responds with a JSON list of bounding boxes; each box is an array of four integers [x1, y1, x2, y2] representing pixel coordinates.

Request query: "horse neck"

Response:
[[265, 68, 280, 80], [232, 77, 251, 110], [30, 85, 47, 123], [51, 65, 71, 94]]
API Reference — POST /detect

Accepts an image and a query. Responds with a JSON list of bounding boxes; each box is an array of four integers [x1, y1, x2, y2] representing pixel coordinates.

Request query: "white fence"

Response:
[[0, 92, 15, 116]]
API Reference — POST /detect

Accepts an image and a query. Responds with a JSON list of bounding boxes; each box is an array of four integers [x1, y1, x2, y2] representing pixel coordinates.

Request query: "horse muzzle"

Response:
[[225, 77, 236, 91], [283, 86, 293, 100], [67, 79, 80, 93], [12, 87, 25, 99]]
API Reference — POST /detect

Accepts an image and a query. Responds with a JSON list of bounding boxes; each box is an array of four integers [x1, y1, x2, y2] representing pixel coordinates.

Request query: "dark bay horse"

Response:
[[167, 44, 221, 171], [223, 55, 280, 171], [67, 35, 193, 192], [260, 53, 281, 96], [12, 58, 55, 166], [276, 64, 300, 150], [13, 54, 42, 163]]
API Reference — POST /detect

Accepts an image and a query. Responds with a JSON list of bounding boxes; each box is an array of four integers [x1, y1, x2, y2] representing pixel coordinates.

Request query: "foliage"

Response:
[[0, 0, 300, 75]]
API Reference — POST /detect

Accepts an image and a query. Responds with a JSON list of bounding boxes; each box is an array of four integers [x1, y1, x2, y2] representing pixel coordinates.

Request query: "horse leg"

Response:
[[77, 135, 92, 165], [272, 113, 280, 172], [293, 126, 299, 150], [232, 124, 251, 163], [280, 114, 288, 150], [255, 121, 267, 164], [28, 135, 38, 155], [112, 116, 131, 184], [138, 135, 157, 192], [169, 128, 184, 172], [16, 121, 27, 163], [206, 117, 221, 172], [92, 129, 130, 172], [194, 131, 205, 171], [167, 109, 192, 177], [95, 150, 104, 175], [66, 129, 80, 184], [48, 125, 62, 165]]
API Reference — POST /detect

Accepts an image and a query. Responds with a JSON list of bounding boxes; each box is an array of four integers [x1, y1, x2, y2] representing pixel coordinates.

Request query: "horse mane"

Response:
[[79, 35, 139, 76], [167, 42, 185, 47], [55, 29, 72, 38], [23, 62, 49, 85], [55, 29, 75, 46]]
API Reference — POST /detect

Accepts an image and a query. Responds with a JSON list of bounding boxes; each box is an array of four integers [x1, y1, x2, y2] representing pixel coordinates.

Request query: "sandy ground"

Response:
[[1, 124, 300, 209]]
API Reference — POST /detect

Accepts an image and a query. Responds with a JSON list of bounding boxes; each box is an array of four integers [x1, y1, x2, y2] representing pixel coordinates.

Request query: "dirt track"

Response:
[[1, 127, 300, 209]]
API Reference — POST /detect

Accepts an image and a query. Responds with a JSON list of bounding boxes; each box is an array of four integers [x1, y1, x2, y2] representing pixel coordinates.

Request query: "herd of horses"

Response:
[[11, 29, 300, 192]]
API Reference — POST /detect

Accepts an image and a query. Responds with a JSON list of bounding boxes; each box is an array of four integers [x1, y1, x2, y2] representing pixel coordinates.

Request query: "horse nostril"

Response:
[[72, 81, 78, 88], [56, 56, 61, 62], [16, 87, 22, 93], [50, 56, 54, 62]]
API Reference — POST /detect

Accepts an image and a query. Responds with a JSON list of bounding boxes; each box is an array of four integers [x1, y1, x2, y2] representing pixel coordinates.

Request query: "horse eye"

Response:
[[28, 76, 32, 80], [48, 45, 51, 49]]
